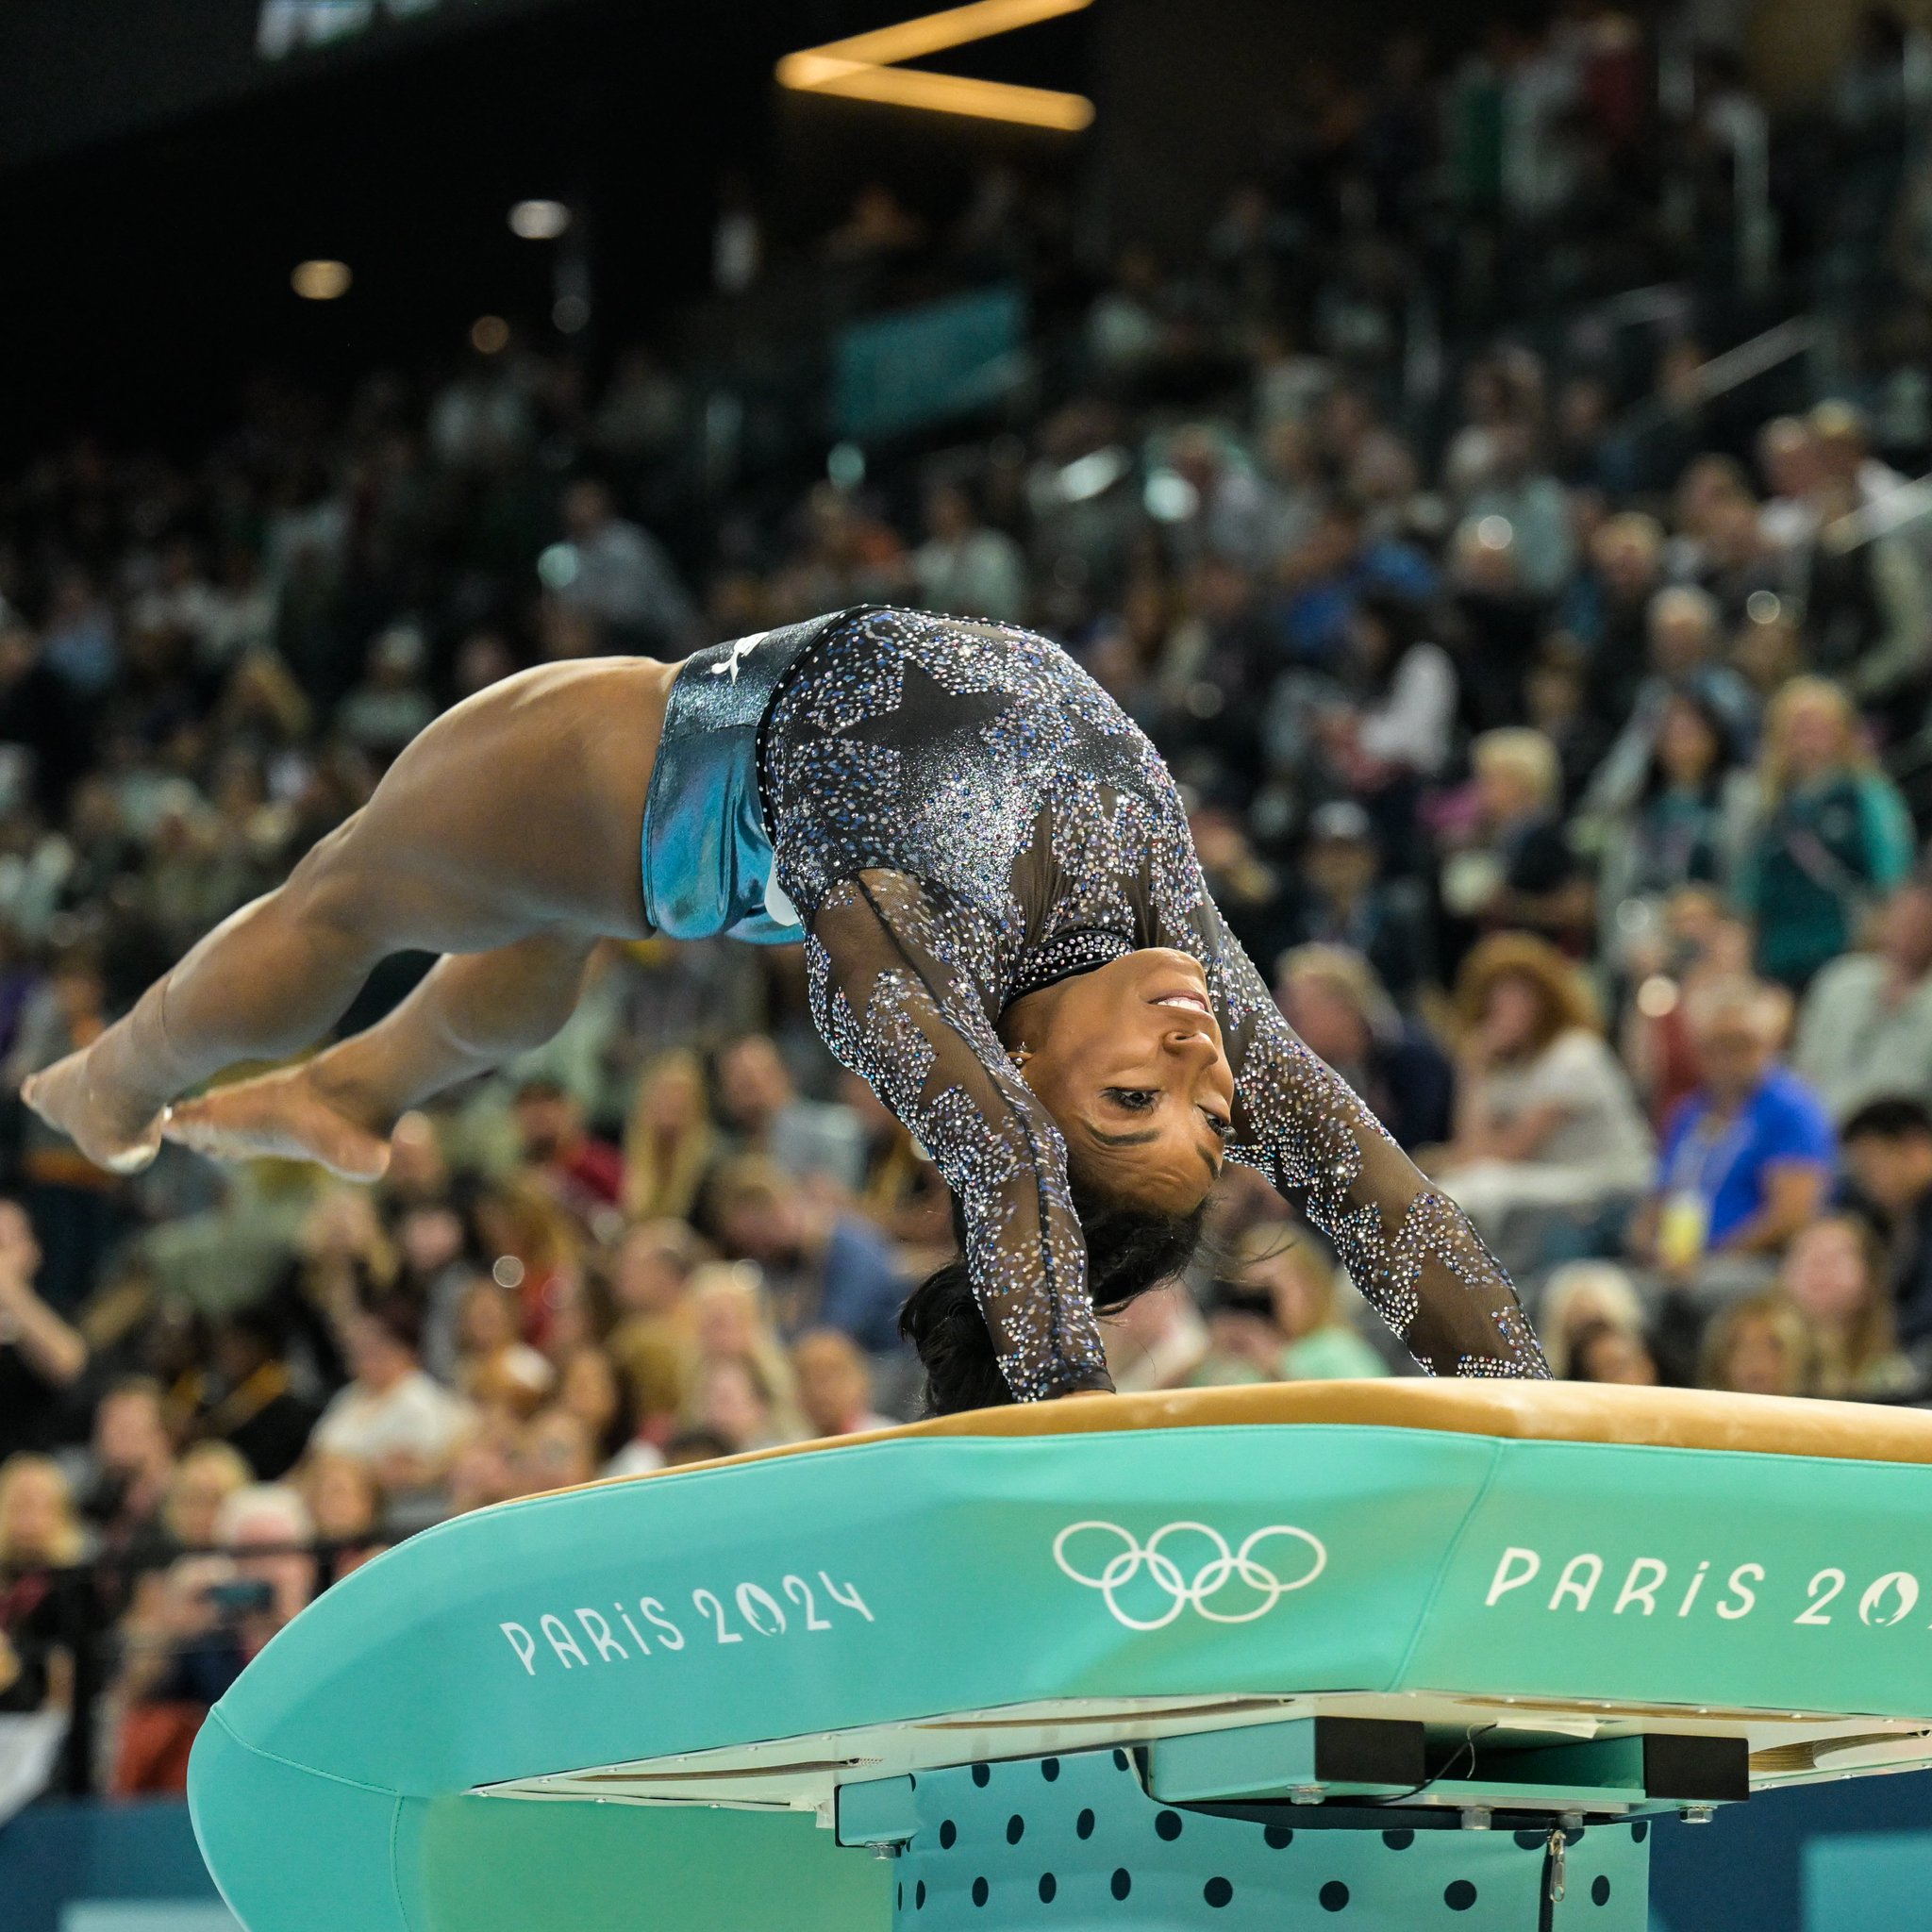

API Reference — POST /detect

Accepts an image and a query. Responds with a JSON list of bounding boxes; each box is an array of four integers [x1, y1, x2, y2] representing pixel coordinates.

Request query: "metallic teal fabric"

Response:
[[638, 610, 854, 942]]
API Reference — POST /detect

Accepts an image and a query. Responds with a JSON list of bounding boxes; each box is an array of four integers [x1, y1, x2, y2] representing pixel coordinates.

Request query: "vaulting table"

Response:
[[188, 1381, 1932, 1929]]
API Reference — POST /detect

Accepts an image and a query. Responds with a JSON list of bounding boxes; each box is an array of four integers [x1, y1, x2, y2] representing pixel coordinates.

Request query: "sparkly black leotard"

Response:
[[718, 607, 1550, 1400]]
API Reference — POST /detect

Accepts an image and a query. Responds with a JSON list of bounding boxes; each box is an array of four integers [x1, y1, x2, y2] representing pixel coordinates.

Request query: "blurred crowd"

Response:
[[11, 2, 1932, 1798]]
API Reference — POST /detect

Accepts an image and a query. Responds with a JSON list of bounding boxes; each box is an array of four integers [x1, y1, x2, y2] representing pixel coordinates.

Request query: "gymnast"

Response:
[[21, 606, 1549, 1410]]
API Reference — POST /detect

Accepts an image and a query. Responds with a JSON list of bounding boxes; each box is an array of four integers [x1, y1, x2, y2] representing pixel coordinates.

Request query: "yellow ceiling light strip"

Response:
[[777, 0, 1094, 131]]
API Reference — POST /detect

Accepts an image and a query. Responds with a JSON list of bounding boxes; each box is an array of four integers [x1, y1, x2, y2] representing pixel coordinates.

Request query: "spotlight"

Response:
[[552, 294, 591, 335], [291, 259, 352, 301], [470, 315, 510, 355], [510, 200, 572, 241]]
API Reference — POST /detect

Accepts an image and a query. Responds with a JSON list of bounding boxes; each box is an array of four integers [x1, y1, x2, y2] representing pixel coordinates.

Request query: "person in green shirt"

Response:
[[1735, 677, 1914, 990]]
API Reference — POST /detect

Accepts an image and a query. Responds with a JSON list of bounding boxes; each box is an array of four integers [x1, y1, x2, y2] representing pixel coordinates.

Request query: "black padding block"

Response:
[[1313, 1718, 1427, 1788], [1641, 1734, 1750, 1803]]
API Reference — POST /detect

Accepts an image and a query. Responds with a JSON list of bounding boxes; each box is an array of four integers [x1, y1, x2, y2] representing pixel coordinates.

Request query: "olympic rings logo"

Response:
[[1051, 1521, 1329, 1631]]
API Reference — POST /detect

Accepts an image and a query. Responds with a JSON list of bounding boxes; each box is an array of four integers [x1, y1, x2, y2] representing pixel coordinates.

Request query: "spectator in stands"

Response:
[[1312, 591, 1457, 847], [115, 1484, 317, 1792], [1591, 691, 1754, 956], [512, 1076, 625, 1218], [335, 624, 436, 763], [0, 616, 92, 817], [1279, 802, 1434, 1002], [1462, 421, 1574, 594], [912, 480, 1027, 624], [607, 1219, 699, 1441], [0, 1454, 87, 1718], [1276, 494, 1436, 667], [82, 1378, 176, 1568], [159, 1443, 249, 1555], [301, 1454, 387, 1581], [1441, 728, 1592, 953], [793, 1329, 893, 1439], [552, 478, 697, 655], [1562, 510, 1665, 731], [311, 1297, 473, 1505], [1698, 1292, 1811, 1397], [1735, 677, 1915, 988], [195, 1308, 318, 1481], [1779, 1214, 1917, 1400], [621, 1048, 720, 1223], [1755, 416, 1824, 557], [709, 1156, 909, 1356], [711, 1033, 866, 1194], [444, 1425, 519, 1517], [1233, 1228, 1387, 1379], [1581, 586, 1757, 822], [1793, 877, 1932, 1120], [0, 1198, 86, 1458], [1639, 977, 1836, 1276], [1189, 806, 1296, 974], [1104, 1281, 1210, 1393], [513, 1407, 599, 1497], [1431, 935, 1655, 1265], [1534, 1261, 1649, 1380], [689, 1356, 795, 1456], [1187, 1272, 1285, 1388], [1274, 943, 1452, 1150], [1794, 475, 1930, 724], [553, 1345, 633, 1466], [1567, 1320, 1660, 1384], [1839, 1095, 1932, 1346], [452, 1278, 554, 1419], [685, 1261, 806, 1437]]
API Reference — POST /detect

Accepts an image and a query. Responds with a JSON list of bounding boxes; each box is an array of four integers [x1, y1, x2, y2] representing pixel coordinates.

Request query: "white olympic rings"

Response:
[[1051, 1520, 1329, 1631]]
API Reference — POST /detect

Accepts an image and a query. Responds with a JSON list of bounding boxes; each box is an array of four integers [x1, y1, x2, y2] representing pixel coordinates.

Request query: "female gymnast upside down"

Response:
[[21, 606, 1550, 1409]]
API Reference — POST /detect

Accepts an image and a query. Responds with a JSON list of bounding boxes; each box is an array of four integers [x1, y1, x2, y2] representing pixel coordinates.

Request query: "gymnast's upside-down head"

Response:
[[904, 947, 1233, 1414]]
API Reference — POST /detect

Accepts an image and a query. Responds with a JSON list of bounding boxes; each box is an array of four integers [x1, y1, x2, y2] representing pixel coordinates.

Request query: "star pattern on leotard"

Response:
[[840, 655, 1019, 792], [760, 608, 1552, 1399]]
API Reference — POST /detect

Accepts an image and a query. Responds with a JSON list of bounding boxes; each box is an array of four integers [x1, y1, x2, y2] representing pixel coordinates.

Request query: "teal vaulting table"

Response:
[[188, 1382, 1932, 1930]]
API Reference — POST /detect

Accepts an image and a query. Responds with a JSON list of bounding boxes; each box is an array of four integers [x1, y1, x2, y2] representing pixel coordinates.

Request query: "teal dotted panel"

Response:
[[885, 1745, 1648, 1930]]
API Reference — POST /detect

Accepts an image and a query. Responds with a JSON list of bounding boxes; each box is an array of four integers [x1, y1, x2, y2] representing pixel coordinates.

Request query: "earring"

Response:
[[1008, 1046, 1034, 1070]]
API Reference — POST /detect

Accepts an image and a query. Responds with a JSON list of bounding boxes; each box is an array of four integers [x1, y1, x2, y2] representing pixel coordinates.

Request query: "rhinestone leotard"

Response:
[[758, 607, 1552, 1401]]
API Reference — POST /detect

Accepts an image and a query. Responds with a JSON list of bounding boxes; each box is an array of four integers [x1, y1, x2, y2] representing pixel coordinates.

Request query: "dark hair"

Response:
[[1640, 687, 1735, 803], [1351, 590, 1432, 695], [1567, 1318, 1652, 1383], [357, 1292, 424, 1357], [663, 1426, 733, 1467], [1842, 1094, 1932, 1145], [898, 1175, 1212, 1416]]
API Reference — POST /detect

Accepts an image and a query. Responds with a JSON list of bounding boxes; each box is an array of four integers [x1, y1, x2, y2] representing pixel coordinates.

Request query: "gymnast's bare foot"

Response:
[[163, 1068, 391, 1182], [20, 1046, 167, 1174]]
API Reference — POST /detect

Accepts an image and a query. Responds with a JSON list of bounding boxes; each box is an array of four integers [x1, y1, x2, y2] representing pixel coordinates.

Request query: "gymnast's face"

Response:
[[1005, 947, 1235, 1215]]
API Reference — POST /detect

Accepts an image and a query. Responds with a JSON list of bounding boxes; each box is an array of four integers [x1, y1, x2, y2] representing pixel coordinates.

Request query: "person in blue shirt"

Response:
[[1274, 495, 1438, 668], [1642, 976, 1836, 1273]]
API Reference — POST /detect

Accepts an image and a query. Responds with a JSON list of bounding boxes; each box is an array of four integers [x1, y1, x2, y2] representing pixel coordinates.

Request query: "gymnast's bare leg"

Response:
[[19, 658, 682, 1177]]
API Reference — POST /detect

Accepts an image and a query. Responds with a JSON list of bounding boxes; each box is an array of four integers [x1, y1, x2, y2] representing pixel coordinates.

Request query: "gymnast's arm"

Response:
[[1208, 921, 1551, 1378], [807, 870, 1110, 1400]]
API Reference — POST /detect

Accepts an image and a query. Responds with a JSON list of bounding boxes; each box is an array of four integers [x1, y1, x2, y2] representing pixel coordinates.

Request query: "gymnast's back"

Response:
[[648, 605, 1546, 1401]]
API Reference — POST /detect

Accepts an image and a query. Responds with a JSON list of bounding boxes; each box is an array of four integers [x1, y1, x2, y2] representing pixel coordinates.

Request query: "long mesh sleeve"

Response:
[[805, 869, 1111, 1400], [1208, 919, 1551, 1379]]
